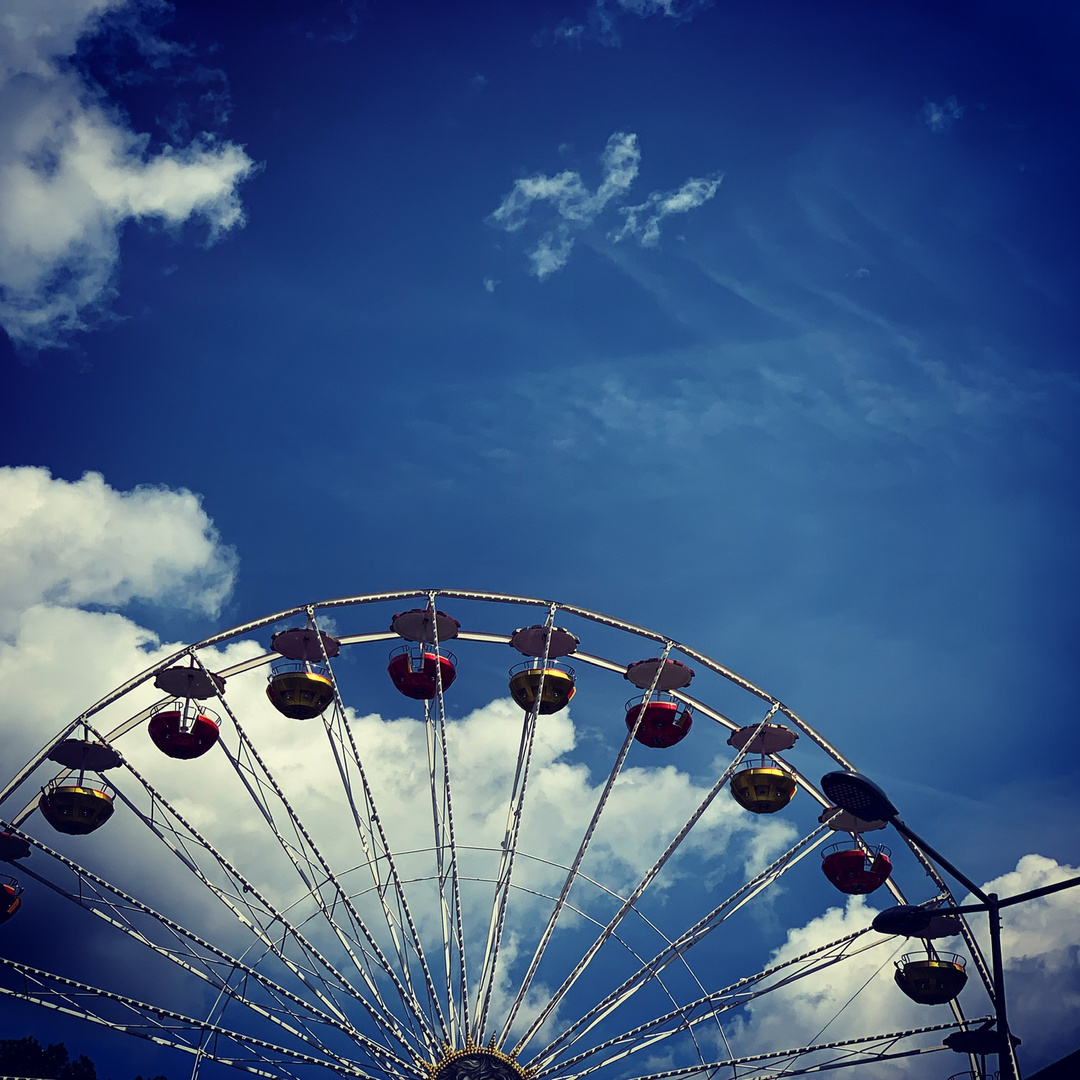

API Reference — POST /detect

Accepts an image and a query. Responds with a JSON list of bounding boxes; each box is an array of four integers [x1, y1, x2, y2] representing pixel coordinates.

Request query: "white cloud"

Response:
[[964, 854, 1080, 1068], [0, 468, 805, 1055], [489, 133, 719, 278], [0, 467, 236, 636], [923, 96, 965, 133], [609, 173, 723, 247], [0, 0, 255, 348], [6, 469, 1069, 1073], [730, 897, 930, 1072], [731, 855, 1080, 1075], [609, 0, 708, 17], [552, 1, 713, 48], [0, 1, 117, 84]]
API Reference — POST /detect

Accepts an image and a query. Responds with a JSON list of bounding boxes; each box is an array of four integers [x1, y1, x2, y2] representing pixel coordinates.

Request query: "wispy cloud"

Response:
[[0, 0, 256, 349], [552, 0, 714, 48], [609, 173, 723, 246], [489, 132, 721, 278], [923, 95, 965, 132]]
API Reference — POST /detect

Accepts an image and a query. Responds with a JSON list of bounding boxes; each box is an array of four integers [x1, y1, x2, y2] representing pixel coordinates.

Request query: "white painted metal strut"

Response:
[[427, 593, 471, 1042], [472, 603, 558, 1044], [423, 693, 457, 1046], [527, 825, 831, 1073], [81, 755, 421, 1072], [0, 955, 376, 1079], [580, 1016, 989, 1080], [528, 702, 784, 1052], [312, 611, 450, 1052], [538, 928, 890, 1080], [12, 856, 378, 1076], [317, 693, 433, 1049], [197, 669, 433, 1063], [504, 640, 676, 1053]]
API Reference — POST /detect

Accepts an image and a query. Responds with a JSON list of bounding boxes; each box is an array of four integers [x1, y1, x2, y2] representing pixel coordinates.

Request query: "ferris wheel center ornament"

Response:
[[427, 1046, 531, 1080]]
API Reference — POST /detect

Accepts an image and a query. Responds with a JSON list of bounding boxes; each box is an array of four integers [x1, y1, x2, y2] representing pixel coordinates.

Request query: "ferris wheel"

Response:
[[0, 589, 998, 1080]]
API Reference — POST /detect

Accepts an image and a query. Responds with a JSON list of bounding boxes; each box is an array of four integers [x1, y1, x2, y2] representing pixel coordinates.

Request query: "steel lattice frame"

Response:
[[0, 589, 995, 1080]]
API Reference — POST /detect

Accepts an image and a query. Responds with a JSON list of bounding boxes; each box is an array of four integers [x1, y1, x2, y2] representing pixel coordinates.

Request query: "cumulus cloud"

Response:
[[0, 466, 236, 636], [730, 897, 931, 1072], [0, 466, 803, 1055], [731, 855, 1080, 1075], [489, 133, 720, 278], [0, 0, 255, 348], [965, 854, 1080, 1069], [6, 468, 1072, 1073], [923, 96, 965, 133]]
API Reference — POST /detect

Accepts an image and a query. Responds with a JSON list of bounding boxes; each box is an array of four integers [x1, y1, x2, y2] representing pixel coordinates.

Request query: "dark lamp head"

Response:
[[820, 771, 899, 821], [871, 905, 933, 936]]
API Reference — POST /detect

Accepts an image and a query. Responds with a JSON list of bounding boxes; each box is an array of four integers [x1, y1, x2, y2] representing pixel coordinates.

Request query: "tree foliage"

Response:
[[0, 1038, 166, 1080]]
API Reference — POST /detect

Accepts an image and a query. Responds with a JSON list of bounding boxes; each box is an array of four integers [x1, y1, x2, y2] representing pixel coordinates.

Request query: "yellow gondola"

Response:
[[266, 659, 335, 720], [894, 952, 968, 1005], [508, 661, 576, 714], [730, 766, 797, 814], [39, 781, 115, 835]]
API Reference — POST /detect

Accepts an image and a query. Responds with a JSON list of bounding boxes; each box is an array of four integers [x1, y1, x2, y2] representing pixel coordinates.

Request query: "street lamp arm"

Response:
[[997, 872, 1080, 910], [888, 816, 989, 902]]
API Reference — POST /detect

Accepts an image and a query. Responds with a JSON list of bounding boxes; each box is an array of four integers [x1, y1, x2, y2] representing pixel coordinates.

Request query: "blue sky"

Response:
[[1, 0, 1079, 1076]]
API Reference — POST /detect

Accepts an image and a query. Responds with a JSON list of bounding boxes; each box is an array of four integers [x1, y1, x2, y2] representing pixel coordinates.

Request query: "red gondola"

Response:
[[624, 695, 692, 748], [148, 701, 221, 760], [0, 832, 31, 862], [0, 876, 22, 925], [821, 842, 893, 895], [388, 645, 457, 700]]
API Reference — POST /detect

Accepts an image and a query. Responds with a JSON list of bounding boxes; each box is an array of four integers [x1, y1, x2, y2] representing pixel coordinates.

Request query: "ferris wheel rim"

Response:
[[0, 588, 993, 1079]]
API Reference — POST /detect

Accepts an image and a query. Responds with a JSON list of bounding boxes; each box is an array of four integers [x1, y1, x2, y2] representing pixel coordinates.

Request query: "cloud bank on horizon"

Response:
[[490, 132, 721, 279], [0, 0, 255, 349]]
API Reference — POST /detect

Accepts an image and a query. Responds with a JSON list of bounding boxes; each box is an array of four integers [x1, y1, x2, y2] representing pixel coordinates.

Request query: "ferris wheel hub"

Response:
[[428, 1046, 531, 1080]]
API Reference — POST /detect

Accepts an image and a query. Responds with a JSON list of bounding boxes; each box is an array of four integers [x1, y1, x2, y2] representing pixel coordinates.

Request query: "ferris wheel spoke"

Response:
[[424, 593, 471, 1040], [423, 696, 457, 1041], [540, 927, 892, 1079], [0, 955, 389, 1080], [204, 700, 437, 1060], [309, 614, 451, 1049], [504, 642, 676, 1050], [472, 604, 558, 1045], [524, 702, 784, 1049], [565, 1016, 985, 1080], [471, 870, 716, 1074], [471, 693, 538, 1040], [177, 662, 438, 1059], [109, 748, 425, 1064], [421, 695, 455, 1041], [526, 824, 830, 1071], [6, 826, 412, 1077]]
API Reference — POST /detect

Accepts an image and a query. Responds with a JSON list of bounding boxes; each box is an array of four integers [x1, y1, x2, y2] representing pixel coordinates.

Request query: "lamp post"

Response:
[[821, 770, 1080, 1080]]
